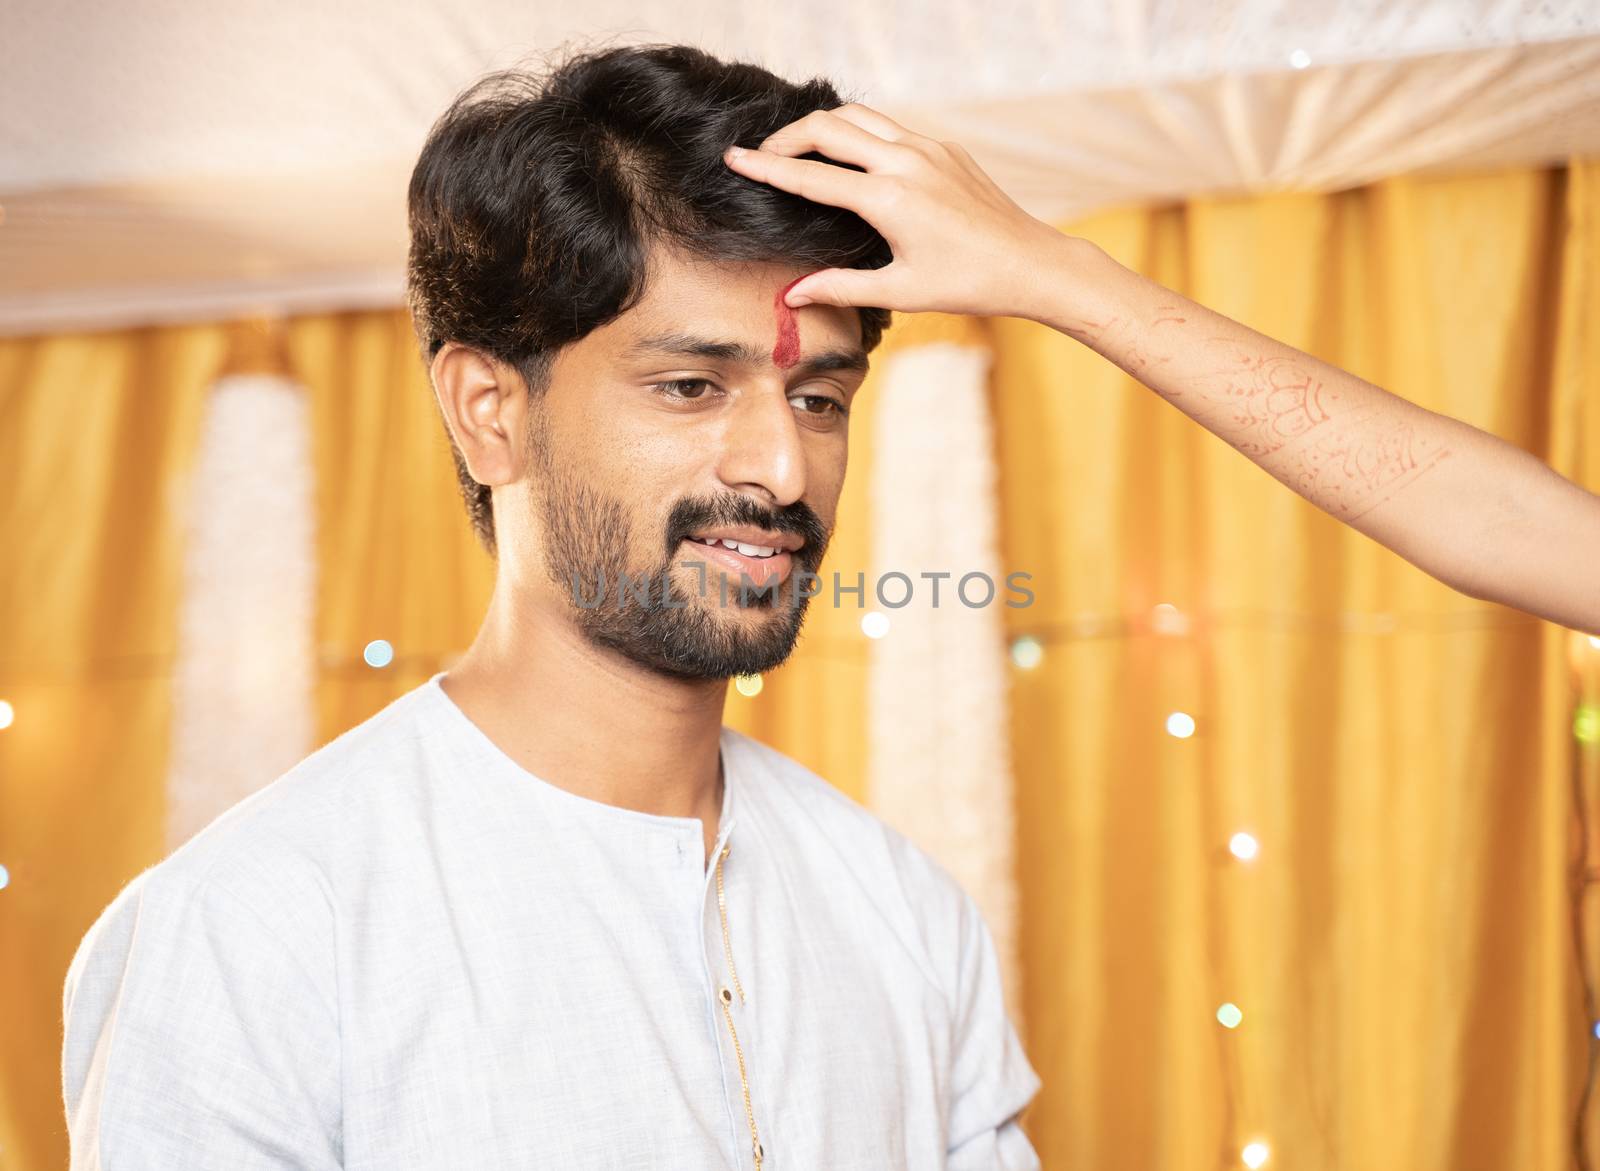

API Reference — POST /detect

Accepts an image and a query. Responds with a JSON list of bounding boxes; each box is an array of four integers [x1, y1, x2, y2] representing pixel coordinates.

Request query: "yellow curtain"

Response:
[[1, 159, 1594, 1170], [990, 161, 1599, 1168], [0, 324, 226, 1169]]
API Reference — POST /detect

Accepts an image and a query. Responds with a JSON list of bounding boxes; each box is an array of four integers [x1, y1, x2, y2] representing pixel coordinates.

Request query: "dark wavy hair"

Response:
[[405, 41, 896, 557]]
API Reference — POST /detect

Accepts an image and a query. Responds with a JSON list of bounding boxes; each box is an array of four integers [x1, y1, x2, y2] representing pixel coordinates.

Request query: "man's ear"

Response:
[[429, 343, 527, 488]]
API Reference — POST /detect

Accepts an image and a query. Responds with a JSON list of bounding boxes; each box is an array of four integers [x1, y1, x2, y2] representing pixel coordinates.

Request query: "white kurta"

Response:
[[62, 671, 1042, 1169]]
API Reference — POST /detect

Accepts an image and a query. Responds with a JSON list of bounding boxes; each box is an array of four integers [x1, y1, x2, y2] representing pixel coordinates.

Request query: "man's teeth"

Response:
[[690, 536, 777, 558]]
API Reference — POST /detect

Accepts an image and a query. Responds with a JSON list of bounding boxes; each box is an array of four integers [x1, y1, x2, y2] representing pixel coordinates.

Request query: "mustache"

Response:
[[664, 494, 829, 559]]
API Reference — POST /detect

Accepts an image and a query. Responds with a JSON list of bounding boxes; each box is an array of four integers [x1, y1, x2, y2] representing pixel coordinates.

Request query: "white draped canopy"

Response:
[[3, 1, 1597, 334]]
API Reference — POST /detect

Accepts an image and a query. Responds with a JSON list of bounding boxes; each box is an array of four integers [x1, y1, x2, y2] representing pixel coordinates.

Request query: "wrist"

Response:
[[1024, 234, 1128, 337]]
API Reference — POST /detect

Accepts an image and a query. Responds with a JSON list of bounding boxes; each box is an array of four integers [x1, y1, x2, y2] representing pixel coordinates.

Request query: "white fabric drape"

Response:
[[865, 341, 1025, 1024], [4, 4, 1599, 334], [165, 373, 317, 849]]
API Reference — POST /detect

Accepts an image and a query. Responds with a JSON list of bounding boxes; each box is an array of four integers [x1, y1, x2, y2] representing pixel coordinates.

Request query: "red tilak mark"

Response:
[[772, 275, 808, 369]]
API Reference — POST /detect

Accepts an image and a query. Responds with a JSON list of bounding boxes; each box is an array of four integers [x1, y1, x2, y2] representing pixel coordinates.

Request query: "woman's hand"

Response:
[[722, 103, 1076, 319]]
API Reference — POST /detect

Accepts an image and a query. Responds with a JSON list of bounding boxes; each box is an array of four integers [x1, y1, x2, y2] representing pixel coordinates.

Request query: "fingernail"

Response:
[[788, 296, 811, 308], [725, 145, 745, 158]]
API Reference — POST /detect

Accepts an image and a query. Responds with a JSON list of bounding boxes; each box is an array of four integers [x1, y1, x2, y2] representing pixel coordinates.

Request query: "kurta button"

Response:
[[719, 986, 733, 1005]]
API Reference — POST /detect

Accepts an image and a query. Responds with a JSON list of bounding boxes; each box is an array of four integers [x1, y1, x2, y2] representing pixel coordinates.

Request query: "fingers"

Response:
[[938, 139, 986, 181], [824, 102, 917, 143], [756, 107, 917, 173], [818, 103, 955, 169], [722, 145, 884, 216], [787, 262, 900, 310], [826, 102, 985, 182]]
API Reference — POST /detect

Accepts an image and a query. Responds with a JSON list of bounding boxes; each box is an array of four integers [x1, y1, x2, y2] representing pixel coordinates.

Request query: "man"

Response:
[[62, 44, 1041, 1171]]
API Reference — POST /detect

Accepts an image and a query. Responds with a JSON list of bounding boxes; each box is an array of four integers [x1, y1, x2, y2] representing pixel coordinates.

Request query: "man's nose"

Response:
[[714, 386, 807, 508]]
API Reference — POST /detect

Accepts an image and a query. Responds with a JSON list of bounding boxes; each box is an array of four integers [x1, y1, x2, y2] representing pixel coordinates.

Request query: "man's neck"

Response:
[[439, 583, 729, 861]]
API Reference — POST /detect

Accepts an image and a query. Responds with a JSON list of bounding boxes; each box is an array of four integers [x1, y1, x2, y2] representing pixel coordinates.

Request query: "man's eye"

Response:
[[653, 379, 717, 400], [793, 394, 847, 417]]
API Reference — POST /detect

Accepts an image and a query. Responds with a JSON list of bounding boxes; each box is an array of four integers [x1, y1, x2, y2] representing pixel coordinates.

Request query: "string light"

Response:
[[0, 699, 12, 730], [1150, 603, 1190, 636], [1576, 704, 1600, 745], [733, 673, 763, 697], [860, 611, 890, 639], [992, 606, 1574, 1168], [1567, 634, 1600, 1164], [997, 607, 1538, 642], [0, 863, 8, 891], [363, 639, 394, 669], [1010, 635, 1044, 669]]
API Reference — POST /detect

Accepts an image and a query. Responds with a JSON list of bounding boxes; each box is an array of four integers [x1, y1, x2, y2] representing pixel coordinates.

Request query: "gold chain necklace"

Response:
[[715, 839, 763, 1169]]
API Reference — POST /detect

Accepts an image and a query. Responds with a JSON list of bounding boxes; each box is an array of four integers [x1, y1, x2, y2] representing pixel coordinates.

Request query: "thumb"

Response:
[[785, 266, 887, 309]]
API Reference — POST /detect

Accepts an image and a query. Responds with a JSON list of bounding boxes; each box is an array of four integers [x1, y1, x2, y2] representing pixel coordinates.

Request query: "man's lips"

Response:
[[679, 537, 794, 588]]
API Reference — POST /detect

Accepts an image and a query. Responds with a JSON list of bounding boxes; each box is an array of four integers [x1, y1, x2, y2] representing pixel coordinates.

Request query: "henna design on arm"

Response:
[[1181, 338, 1454, 519], [1290, 414, 1455, 521], [1199, 347, 1333, 457], [1063, 307, 1188, 377], [1089, 322, 1456, 521]]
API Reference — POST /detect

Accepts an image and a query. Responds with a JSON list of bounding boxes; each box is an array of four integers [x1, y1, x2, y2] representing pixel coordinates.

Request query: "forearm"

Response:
[[1030, 236, 1600, 634]]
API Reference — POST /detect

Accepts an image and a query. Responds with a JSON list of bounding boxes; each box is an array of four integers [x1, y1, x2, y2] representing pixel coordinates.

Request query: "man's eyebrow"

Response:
[[623, 332, 870, 377]]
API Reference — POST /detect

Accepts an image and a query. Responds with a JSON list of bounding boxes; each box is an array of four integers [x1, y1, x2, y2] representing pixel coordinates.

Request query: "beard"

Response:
[[529, 419, 832, 681]]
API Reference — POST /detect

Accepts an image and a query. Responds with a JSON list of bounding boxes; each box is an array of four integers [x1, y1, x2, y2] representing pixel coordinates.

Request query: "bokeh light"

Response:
[[1010, 636, 1044, 670], [861, 611, 890, 639], [1150, 603, 1190, 636]]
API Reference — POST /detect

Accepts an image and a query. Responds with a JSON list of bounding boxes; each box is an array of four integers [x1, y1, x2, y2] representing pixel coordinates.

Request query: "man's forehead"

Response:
[[641, 243, 785, 291], [617, 326, 870, 377], [587, 246, 865, 371], [633, 258, 800, 325], [613, 274, 862, 371]]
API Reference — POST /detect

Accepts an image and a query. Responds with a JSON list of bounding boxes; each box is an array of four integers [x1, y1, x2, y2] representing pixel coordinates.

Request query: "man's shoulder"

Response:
[[728, 727, 965, 884], [76, 680, 437, 965], [725, 728, 974, 981], [726, 727, 901, 852], [162, 679, 436, 873]]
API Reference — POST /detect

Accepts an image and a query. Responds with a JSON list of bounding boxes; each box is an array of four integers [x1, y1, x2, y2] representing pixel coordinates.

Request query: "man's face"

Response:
[[519, 246, 870, 681]]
